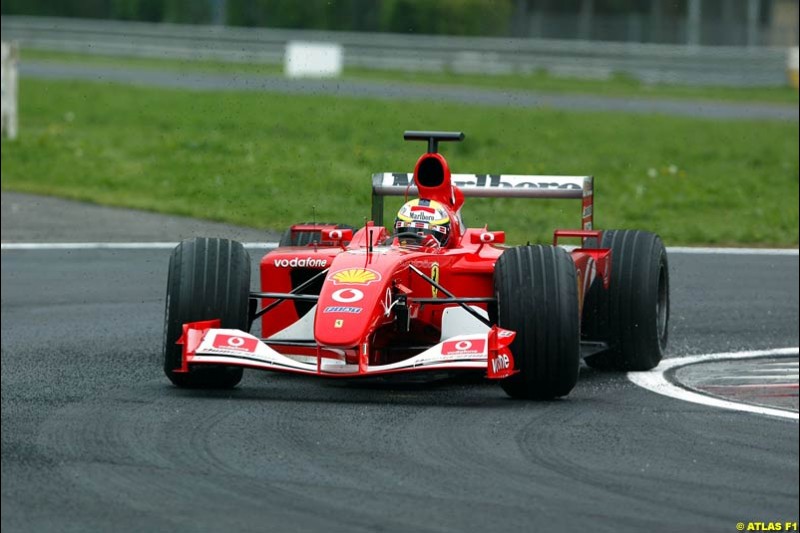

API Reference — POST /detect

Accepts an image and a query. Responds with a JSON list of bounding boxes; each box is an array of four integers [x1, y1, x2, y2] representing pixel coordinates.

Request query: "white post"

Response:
[[1, 41, 19, 140]]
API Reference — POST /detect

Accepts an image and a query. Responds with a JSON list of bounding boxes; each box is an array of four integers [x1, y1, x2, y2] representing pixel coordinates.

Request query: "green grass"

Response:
[[23, 48, 800, 105], [1, 78, 798, 246]]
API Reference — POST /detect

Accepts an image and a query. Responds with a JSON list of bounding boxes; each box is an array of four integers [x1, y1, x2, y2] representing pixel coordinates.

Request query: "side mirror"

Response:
[[471, 231, 505, 244], [321, 228, 353, 244]]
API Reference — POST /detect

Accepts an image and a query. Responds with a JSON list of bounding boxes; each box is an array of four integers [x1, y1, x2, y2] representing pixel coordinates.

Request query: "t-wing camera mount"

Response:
[[403, 131, 465, 154]]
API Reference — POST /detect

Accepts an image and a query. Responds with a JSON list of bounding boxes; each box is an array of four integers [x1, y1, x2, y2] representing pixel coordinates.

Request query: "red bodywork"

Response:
[[179, 146, 610, 379]]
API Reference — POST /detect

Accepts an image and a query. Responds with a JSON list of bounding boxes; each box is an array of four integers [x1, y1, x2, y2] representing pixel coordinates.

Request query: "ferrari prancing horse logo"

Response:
[[431, 263, 440, 298]]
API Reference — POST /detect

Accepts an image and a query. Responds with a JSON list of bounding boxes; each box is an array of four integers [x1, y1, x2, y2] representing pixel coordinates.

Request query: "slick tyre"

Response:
[[582, 230, 669, 371], [163, 237, 250, 388], [494, 245, 581, 400], [279, 222, 355, 247]]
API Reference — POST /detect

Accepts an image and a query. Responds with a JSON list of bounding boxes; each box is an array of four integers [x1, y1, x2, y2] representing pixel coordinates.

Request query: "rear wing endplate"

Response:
[[371, 173, 594, 230]]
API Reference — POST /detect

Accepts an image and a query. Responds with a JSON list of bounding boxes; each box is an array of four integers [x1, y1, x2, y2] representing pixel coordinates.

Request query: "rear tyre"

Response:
[[163, 237, 250, 388], [279, 222, 355, 247], [582, 230, 669, 371], [494, 245, 580, 400]]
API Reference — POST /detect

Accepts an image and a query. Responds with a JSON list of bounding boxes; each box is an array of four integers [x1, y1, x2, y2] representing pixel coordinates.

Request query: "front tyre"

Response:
[[163, 237, 250, 388], [494, 245, 581, 399]]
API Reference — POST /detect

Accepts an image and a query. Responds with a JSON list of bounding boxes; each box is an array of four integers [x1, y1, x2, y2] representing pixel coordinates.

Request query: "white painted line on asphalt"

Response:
[[628, 348, 800, 421], [1, 242, 279, 250], [701, 383, 798, 389], [734, 368, 799, 373], [704, 375, 799, 381], [2, 242, 798, 255], [666, 246, 798, 256]]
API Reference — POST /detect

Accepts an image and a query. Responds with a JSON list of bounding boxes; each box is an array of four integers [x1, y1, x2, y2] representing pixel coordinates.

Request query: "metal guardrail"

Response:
[[0, 15, 791, 87]]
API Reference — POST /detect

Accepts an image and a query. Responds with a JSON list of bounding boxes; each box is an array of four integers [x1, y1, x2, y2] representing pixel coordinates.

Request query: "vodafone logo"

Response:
[[212, 334, 258, 353], [331, 288, 364, 303], [488, 351, 514, 379], [441, 339, 486, 356], [227, 337, 245, 347], [479, 232, 495, 243], [491, 353, 511, 373], [273, 257, 328, 268]]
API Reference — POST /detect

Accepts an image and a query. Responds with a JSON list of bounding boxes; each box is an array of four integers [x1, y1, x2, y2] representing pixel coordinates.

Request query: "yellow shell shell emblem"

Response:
[[331, 268, 382, 285]]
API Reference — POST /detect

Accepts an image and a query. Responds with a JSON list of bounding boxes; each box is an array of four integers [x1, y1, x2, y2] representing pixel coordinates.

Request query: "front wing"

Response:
[[177, 320, 516, 379]]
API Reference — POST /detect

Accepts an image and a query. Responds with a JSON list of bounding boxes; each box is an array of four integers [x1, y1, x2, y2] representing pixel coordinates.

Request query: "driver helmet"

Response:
[[394, 198, 451, 246]]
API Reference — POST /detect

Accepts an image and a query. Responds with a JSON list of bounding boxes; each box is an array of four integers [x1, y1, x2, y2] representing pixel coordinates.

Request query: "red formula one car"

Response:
[[162, 131, 669, 399]]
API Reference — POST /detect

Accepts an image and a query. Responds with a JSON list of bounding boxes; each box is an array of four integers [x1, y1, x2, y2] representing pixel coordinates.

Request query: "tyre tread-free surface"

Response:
[[494, 245, 580, 399], [583, 230, 670, 371], [162, 237, 250, 388]]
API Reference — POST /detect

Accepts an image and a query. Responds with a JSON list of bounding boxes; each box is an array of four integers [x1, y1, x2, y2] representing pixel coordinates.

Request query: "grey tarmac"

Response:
[[1, 191, 798, 532]]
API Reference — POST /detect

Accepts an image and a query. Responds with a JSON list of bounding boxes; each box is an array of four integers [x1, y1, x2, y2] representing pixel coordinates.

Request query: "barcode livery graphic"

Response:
[[383, 173, 583, 190]]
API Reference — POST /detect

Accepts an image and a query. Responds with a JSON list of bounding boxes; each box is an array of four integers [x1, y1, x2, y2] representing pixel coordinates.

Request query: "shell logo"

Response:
[[330, 268, 382, 285]]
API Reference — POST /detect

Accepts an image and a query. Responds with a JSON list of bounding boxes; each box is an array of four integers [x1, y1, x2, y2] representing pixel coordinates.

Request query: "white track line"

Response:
[[701, 383, 798, 389], [666, 246, 798, 256], [628, 348, 799, 421], [1, 242, 279, 250], [703, 375, 799, 381], [1, 243, 797, 254]]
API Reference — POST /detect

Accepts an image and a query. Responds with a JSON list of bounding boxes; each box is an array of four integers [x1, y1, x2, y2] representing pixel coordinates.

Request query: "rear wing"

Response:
[[371, 173, 594, 230]]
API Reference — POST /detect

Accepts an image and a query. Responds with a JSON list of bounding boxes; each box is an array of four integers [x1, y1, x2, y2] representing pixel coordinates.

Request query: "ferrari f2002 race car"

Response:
[[163, 131, 669, 399]]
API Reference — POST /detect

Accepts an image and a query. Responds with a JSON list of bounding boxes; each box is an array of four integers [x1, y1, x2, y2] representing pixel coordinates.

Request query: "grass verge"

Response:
[[1, 78, 797, 246], [23, 48, 800, 105]]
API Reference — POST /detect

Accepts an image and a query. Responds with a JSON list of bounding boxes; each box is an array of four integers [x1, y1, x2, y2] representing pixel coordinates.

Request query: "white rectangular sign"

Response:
[[285, 41, 343, 78]]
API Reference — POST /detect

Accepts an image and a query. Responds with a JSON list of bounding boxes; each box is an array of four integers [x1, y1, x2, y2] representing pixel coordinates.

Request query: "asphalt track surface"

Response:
[[22, 61, 800, 122], [2, 192, 798, 532]]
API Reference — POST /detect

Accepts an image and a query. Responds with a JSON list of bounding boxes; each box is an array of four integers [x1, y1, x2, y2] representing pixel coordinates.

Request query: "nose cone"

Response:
[[314, 257, 395, 347]]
